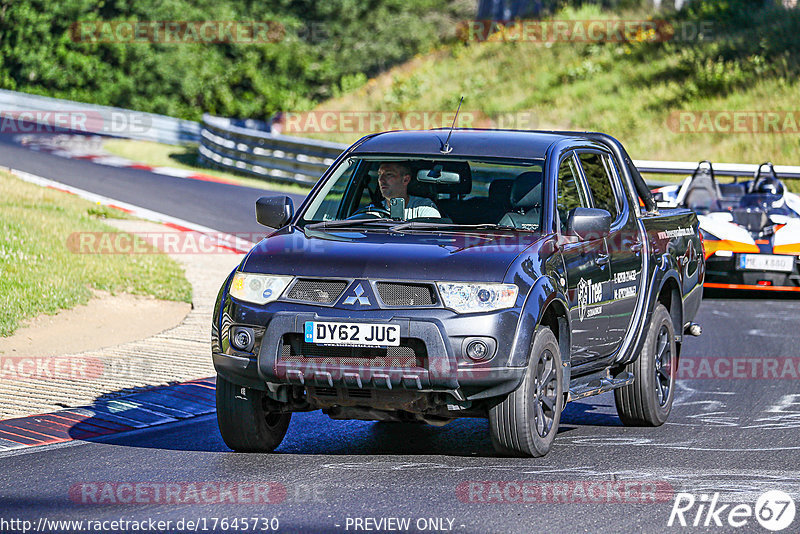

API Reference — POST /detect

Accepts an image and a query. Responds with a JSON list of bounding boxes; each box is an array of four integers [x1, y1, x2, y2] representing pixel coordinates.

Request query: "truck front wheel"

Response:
[[216, 375, 291, 452], [614, 303, 676, 426], [489, 326, 564, 457]]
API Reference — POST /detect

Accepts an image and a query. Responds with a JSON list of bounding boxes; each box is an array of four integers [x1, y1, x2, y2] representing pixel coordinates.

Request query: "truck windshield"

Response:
[[299, 156, 545, 231]]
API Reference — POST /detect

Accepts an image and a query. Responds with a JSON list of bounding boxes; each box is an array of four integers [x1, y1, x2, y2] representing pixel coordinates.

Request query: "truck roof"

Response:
[[350, 129, 589, 160]]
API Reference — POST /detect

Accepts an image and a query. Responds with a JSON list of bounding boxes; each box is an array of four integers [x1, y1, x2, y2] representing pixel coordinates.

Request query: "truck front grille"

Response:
[[285, 279, 348, 304], [375, 282, 436, 306]]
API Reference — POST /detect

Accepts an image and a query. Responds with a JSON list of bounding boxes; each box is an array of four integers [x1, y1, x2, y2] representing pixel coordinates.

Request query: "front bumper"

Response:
[[212, 301, 528, 402], [705, 253, 800, 291]]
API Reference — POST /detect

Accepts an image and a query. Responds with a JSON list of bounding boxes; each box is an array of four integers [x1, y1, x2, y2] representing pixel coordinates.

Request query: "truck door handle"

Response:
[[596, 253, 610, 265], [629, 242, 643, 252]]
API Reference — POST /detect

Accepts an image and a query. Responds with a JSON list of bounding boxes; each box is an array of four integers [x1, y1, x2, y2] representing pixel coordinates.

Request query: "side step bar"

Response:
[[568, 370, 634, 402]]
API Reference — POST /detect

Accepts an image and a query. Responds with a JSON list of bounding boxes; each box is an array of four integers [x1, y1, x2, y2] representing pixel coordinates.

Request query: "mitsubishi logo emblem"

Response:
[[343, 283, 371, 306]]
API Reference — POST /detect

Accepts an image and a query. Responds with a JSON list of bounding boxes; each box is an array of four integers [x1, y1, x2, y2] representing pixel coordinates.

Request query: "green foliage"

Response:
[[0, 0, 473, 120], [310, 0, 800, 185], [638, 0, 800, 103]]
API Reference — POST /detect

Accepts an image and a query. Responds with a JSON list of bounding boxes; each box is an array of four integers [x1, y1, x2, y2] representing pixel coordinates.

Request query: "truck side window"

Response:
[[556, 155, 587, 230], [578, 152, 619, 220]]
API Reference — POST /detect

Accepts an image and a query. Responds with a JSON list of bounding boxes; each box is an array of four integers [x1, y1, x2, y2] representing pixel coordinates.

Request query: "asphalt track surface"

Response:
[[2, 137, 800, 533], [0, 135, 307, 235]]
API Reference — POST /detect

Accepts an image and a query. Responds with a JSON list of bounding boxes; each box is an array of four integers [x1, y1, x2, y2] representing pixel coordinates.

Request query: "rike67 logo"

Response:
[[668, 490, 796, 531]]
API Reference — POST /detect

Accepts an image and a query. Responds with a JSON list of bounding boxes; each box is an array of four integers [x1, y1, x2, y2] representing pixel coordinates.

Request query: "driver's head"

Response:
[[757, 178, 782, 196], [377, 162, 412, 201]]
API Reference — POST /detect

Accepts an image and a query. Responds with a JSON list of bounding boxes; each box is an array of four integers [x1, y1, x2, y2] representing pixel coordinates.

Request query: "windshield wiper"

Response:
[[389, 221, 531, 232], [304, 219, 397, 230]]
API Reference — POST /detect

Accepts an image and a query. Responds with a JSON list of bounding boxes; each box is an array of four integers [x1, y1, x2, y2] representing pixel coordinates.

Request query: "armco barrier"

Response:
[[200, 113, 800, 186], [199, 114, 345, 186], [0, 89, 200, 145], [634, 159, 800, 180]]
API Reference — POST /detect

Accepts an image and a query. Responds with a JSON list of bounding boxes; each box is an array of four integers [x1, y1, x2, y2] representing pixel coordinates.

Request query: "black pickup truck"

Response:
[[211, 129, 704, 457]]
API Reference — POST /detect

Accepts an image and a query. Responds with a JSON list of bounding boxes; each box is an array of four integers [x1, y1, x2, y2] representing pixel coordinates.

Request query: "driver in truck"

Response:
[[377, 162, 441, 219]]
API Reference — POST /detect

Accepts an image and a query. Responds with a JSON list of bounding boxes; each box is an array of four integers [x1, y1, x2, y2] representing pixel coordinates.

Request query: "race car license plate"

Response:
[[738, 254, 795, 272], [304, 321, 400, 347]]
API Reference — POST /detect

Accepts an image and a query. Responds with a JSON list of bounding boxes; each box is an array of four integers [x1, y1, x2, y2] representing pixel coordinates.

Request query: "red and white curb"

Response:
[[3, 166, 255, 254], [0, 378, 216, 452], [22, 136, 239, 185]]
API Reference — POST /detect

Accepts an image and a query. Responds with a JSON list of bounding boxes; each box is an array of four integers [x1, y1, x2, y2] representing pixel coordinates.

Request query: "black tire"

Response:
[[614, 303, 676, 426], [489, 326, 564, 457], [216, 375, 291, 452]]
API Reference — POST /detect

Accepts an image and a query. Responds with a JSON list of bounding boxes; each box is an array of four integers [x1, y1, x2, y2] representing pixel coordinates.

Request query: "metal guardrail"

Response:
[[199, 114, 800, 186], [634, 160, 800, 180], [0, 89, 200, 145], [199, 114, 345, 186]]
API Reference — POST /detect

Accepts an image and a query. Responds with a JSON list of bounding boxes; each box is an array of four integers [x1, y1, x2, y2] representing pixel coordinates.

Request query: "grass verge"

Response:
[[103, 139, 313, 195], [0, 170, 192, 337]]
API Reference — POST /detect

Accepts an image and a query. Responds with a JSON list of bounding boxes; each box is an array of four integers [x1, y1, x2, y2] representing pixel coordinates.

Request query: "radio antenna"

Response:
[[441, 96, 463, 154]]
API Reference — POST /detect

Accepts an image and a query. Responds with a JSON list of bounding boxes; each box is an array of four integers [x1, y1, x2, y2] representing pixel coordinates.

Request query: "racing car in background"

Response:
[[653, 161, 800, 291]]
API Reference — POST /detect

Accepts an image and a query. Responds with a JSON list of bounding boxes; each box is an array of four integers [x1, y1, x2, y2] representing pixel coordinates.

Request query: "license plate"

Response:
[[304, 321, 400, 347], [738, 254, 795, 272]]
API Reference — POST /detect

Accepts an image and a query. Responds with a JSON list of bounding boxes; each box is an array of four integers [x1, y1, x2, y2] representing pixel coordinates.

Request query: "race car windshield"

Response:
[[299, 156, 545, 232]]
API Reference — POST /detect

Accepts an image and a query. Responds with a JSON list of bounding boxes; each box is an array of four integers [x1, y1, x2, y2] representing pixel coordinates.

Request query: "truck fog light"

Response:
[[466, 340, 489, 361], [230, 327, 255, 352]]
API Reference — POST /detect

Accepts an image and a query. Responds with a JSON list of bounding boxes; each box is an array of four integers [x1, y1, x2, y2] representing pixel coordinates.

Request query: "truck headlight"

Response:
[[436, 282, 518, 314], [229, 272, 293, 305]]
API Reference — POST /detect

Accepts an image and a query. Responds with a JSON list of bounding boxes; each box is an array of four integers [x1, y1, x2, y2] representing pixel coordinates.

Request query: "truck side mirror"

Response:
[[566, 207, 612, 240], [255, 196, 294, 228]]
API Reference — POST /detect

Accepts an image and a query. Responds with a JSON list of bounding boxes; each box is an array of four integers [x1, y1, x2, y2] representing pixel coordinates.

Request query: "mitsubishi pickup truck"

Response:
[[211, 129, 704, 457]]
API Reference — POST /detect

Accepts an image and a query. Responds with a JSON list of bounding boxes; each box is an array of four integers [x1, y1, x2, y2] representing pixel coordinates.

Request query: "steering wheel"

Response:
[[750, 162, 781, 195], [346, 204, 391, 220]]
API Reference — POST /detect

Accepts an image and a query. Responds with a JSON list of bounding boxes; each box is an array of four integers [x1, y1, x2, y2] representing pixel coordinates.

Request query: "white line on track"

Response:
[[2, 165, 255, 253]]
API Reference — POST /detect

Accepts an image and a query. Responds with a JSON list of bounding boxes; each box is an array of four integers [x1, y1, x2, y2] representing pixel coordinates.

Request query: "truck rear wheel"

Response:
[[614, 303, 675, 426], [216, 375, 291, 452], [489, 326, 564, 457]]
